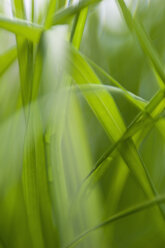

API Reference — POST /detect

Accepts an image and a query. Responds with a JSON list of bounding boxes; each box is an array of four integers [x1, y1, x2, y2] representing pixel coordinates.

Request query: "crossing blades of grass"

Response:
[[52, 0, 102, 25], [1, 1, 165, 247], [67, 45, 165, 220], [80, 88, 165, 193], [0, 15, 43, 42]]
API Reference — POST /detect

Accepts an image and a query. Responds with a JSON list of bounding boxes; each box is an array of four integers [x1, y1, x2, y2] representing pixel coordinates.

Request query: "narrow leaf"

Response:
[[66, 195, 165, 248], [52, 0, 102, 25], [0, 15, 43, 42], [117, 0, 165, 87], [0, 47, 17, 77]]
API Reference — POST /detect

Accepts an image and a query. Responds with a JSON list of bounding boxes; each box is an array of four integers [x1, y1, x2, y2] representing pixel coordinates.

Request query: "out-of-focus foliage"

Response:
[[0, 0, 165, 248]]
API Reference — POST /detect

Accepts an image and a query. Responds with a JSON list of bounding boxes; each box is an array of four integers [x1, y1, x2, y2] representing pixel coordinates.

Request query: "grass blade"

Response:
[[116, 0, 165, 87], [0, 47, 17, 77], [52, 0, 102, 25], [45, 0, 58, 28], [66, 194, 165, 248], [0, 15, 43, 42], [85, 56, 145, 110]]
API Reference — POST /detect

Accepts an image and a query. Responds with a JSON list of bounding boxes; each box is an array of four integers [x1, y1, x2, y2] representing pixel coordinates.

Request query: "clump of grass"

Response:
[[0, 0, 165, 248]]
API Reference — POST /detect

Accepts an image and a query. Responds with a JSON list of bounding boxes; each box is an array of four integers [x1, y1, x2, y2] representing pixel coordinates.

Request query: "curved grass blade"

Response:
[[85, 56, 145, 110], [67, 45, 165, 220], [77, 84, 146, 108], [0, 15, 43, 42], [66, 194, 165, 248]]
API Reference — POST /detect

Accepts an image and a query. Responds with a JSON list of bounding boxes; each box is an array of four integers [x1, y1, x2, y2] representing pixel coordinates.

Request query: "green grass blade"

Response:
[[0, 15, 43, 42], [85, 56, 145, 110], [12, 2, 46, 247], [52, 0, 101, 25], [22, 37, 57, 248], [11, 2, 56, 247], [12, 0, 31, 111], [45, 0, 58, 28], [116, 0, 165, 87], [22, 119, 45, 248], [70, 8, 88, 48], [12, 0, 26, 19], [0, 47, 17, 77], [31, 0, 35, 22], [66, 194, 165, 248]]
